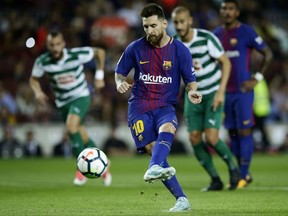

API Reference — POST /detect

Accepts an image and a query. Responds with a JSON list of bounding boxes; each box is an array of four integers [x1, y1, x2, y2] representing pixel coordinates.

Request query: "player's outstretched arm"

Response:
[[115, 73, 132, 94], [186, 82, 202, 104], [93, 47, 106, 90], [29, 76, 49, 106]]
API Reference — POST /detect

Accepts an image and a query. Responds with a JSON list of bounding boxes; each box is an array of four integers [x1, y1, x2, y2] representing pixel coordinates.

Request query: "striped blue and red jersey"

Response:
[[115, 36, 196, 122], [213, 23, 266, 93]]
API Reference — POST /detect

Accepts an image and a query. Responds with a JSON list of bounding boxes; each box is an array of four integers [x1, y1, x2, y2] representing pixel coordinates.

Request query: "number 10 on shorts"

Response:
[[132, 120, 144, 136]]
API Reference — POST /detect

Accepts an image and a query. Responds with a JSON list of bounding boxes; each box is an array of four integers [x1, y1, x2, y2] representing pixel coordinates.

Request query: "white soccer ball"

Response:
[[77, 147, 108, 178]]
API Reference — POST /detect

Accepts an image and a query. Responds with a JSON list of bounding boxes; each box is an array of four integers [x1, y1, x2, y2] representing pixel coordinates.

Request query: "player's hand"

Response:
[[240, 79, 258, 92], [117, 81, 132, 94], [94, 79, 105, 90], [35, 92, 49, 106], [188, 90, 202, 104], [212, 91, 224, 112]]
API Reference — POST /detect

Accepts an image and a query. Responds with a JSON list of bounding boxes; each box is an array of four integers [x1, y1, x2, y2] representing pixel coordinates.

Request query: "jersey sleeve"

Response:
[[207, 32, 225, 59], [247, 26, 266, 51], [31, 58, 45, 77], [179, 44, 196, 85], [71, 47, 94, 64], [115, 42, 135, 77]]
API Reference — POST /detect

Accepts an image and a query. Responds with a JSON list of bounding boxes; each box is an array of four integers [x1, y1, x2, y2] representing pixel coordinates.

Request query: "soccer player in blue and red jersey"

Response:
[[213, 0, 273, 187], [115, 3, 202, 212]]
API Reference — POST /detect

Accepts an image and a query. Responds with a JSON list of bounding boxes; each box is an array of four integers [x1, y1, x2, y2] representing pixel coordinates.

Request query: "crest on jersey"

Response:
[[230, 38, 238, 46], [162, 61, 172, 70]]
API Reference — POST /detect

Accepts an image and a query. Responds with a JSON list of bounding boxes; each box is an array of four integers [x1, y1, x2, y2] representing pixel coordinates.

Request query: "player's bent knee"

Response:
[[189, 131, 202, 146], [66, 123, 79, 134], [204, 135, 219, 146], [159, 123, 176, 134]]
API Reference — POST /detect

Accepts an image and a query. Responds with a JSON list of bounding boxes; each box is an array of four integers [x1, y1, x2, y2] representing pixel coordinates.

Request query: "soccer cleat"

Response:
[[102, 171, 112, 186], [143, 165, 176, 183], [73, 170, 87, 186], [169, 197, 192, 212], [201, 179, 223, 192], [236, 179, 248, 189], [246, 174, 253, 184], [228, 169, 242, 190]]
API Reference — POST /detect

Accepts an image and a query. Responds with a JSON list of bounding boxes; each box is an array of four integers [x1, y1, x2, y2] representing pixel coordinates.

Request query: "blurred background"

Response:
[[0, 0, 288, 158]]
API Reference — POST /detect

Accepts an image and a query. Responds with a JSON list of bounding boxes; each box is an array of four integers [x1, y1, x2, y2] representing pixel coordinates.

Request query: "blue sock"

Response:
[[239, 134, 254, 179], [229, 130, 240, 166], [162, 160, 186, 199], [149, 132, 174, 167]]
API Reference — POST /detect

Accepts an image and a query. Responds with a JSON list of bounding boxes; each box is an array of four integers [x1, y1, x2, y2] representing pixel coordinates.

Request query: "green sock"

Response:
[[69, 132, 84, 157], [213, 140, 237, 170], [85, 139, 97, 148], [193, 141, 219, 178]]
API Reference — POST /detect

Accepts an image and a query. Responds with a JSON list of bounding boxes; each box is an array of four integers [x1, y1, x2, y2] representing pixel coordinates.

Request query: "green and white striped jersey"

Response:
[[176, 29, 224, 95], [32, 47, 94, 107]]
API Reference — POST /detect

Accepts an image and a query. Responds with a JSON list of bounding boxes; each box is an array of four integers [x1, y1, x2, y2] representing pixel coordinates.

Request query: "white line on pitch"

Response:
[[247, 186, 288, 191]]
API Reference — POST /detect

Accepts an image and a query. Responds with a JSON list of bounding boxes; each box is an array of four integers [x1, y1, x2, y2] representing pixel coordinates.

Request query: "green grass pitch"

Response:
[[0, 154, 287, 215]]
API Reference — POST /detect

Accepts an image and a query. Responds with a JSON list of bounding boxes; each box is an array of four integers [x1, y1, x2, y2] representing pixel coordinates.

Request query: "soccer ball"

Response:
[[77, 147, 108, 179]]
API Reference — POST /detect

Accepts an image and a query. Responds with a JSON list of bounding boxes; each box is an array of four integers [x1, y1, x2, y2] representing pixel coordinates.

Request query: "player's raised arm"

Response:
[[93, 47, 106, 90], [115, 73, 132, 94]]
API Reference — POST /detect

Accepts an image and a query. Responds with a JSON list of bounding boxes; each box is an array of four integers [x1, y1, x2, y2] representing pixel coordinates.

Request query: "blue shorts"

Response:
[[129, 105, 178, 154], [224, 92, 254, 129]]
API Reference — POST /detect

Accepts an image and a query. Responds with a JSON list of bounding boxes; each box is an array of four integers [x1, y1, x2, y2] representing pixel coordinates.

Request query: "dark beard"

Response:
[[147, 32, 163, 46], [51, 51, 64, 61]]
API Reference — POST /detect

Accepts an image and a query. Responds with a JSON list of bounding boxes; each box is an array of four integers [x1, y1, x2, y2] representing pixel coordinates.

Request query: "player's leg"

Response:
[[162, 160, 191, 212], [144, 140, 190, 211], [61, 97, 93, 186], [59, 105, 83, 158], [65, 113, 88, 186], [204, 129, 237, 171], [228, 129, 240, 165], [79, 125, 96, 148], [205, 128, 241, 190], [153, 106, 191, 211], [71, 96, 95, 149], [76, 96, 112, 186], [238, 128, 254, 181], [143, 142, 175, 183], [224, 93, 241, 163], [143, 122, 177, 183], [143, 144, 190, 211], [190, 131, 223, 191], [64, 113, 87, 186], [204, 94, 241, 190], [148, 106, 179, 168], [185, 94, 222, 191], [235, 92, 255, 186], [129, 112, 173, 182], [131, 108, 191, 212]]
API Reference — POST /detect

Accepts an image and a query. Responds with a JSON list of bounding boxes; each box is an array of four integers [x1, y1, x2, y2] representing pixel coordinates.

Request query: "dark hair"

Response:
[[47, 30, 63, 38], [222, 0, 239, 9], [139, 3, 165, 19]]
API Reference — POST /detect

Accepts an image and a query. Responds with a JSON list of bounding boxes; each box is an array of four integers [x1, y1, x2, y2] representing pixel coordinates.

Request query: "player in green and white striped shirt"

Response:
[[30, 30, 112, 186], [172, 6, 241, 191]]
